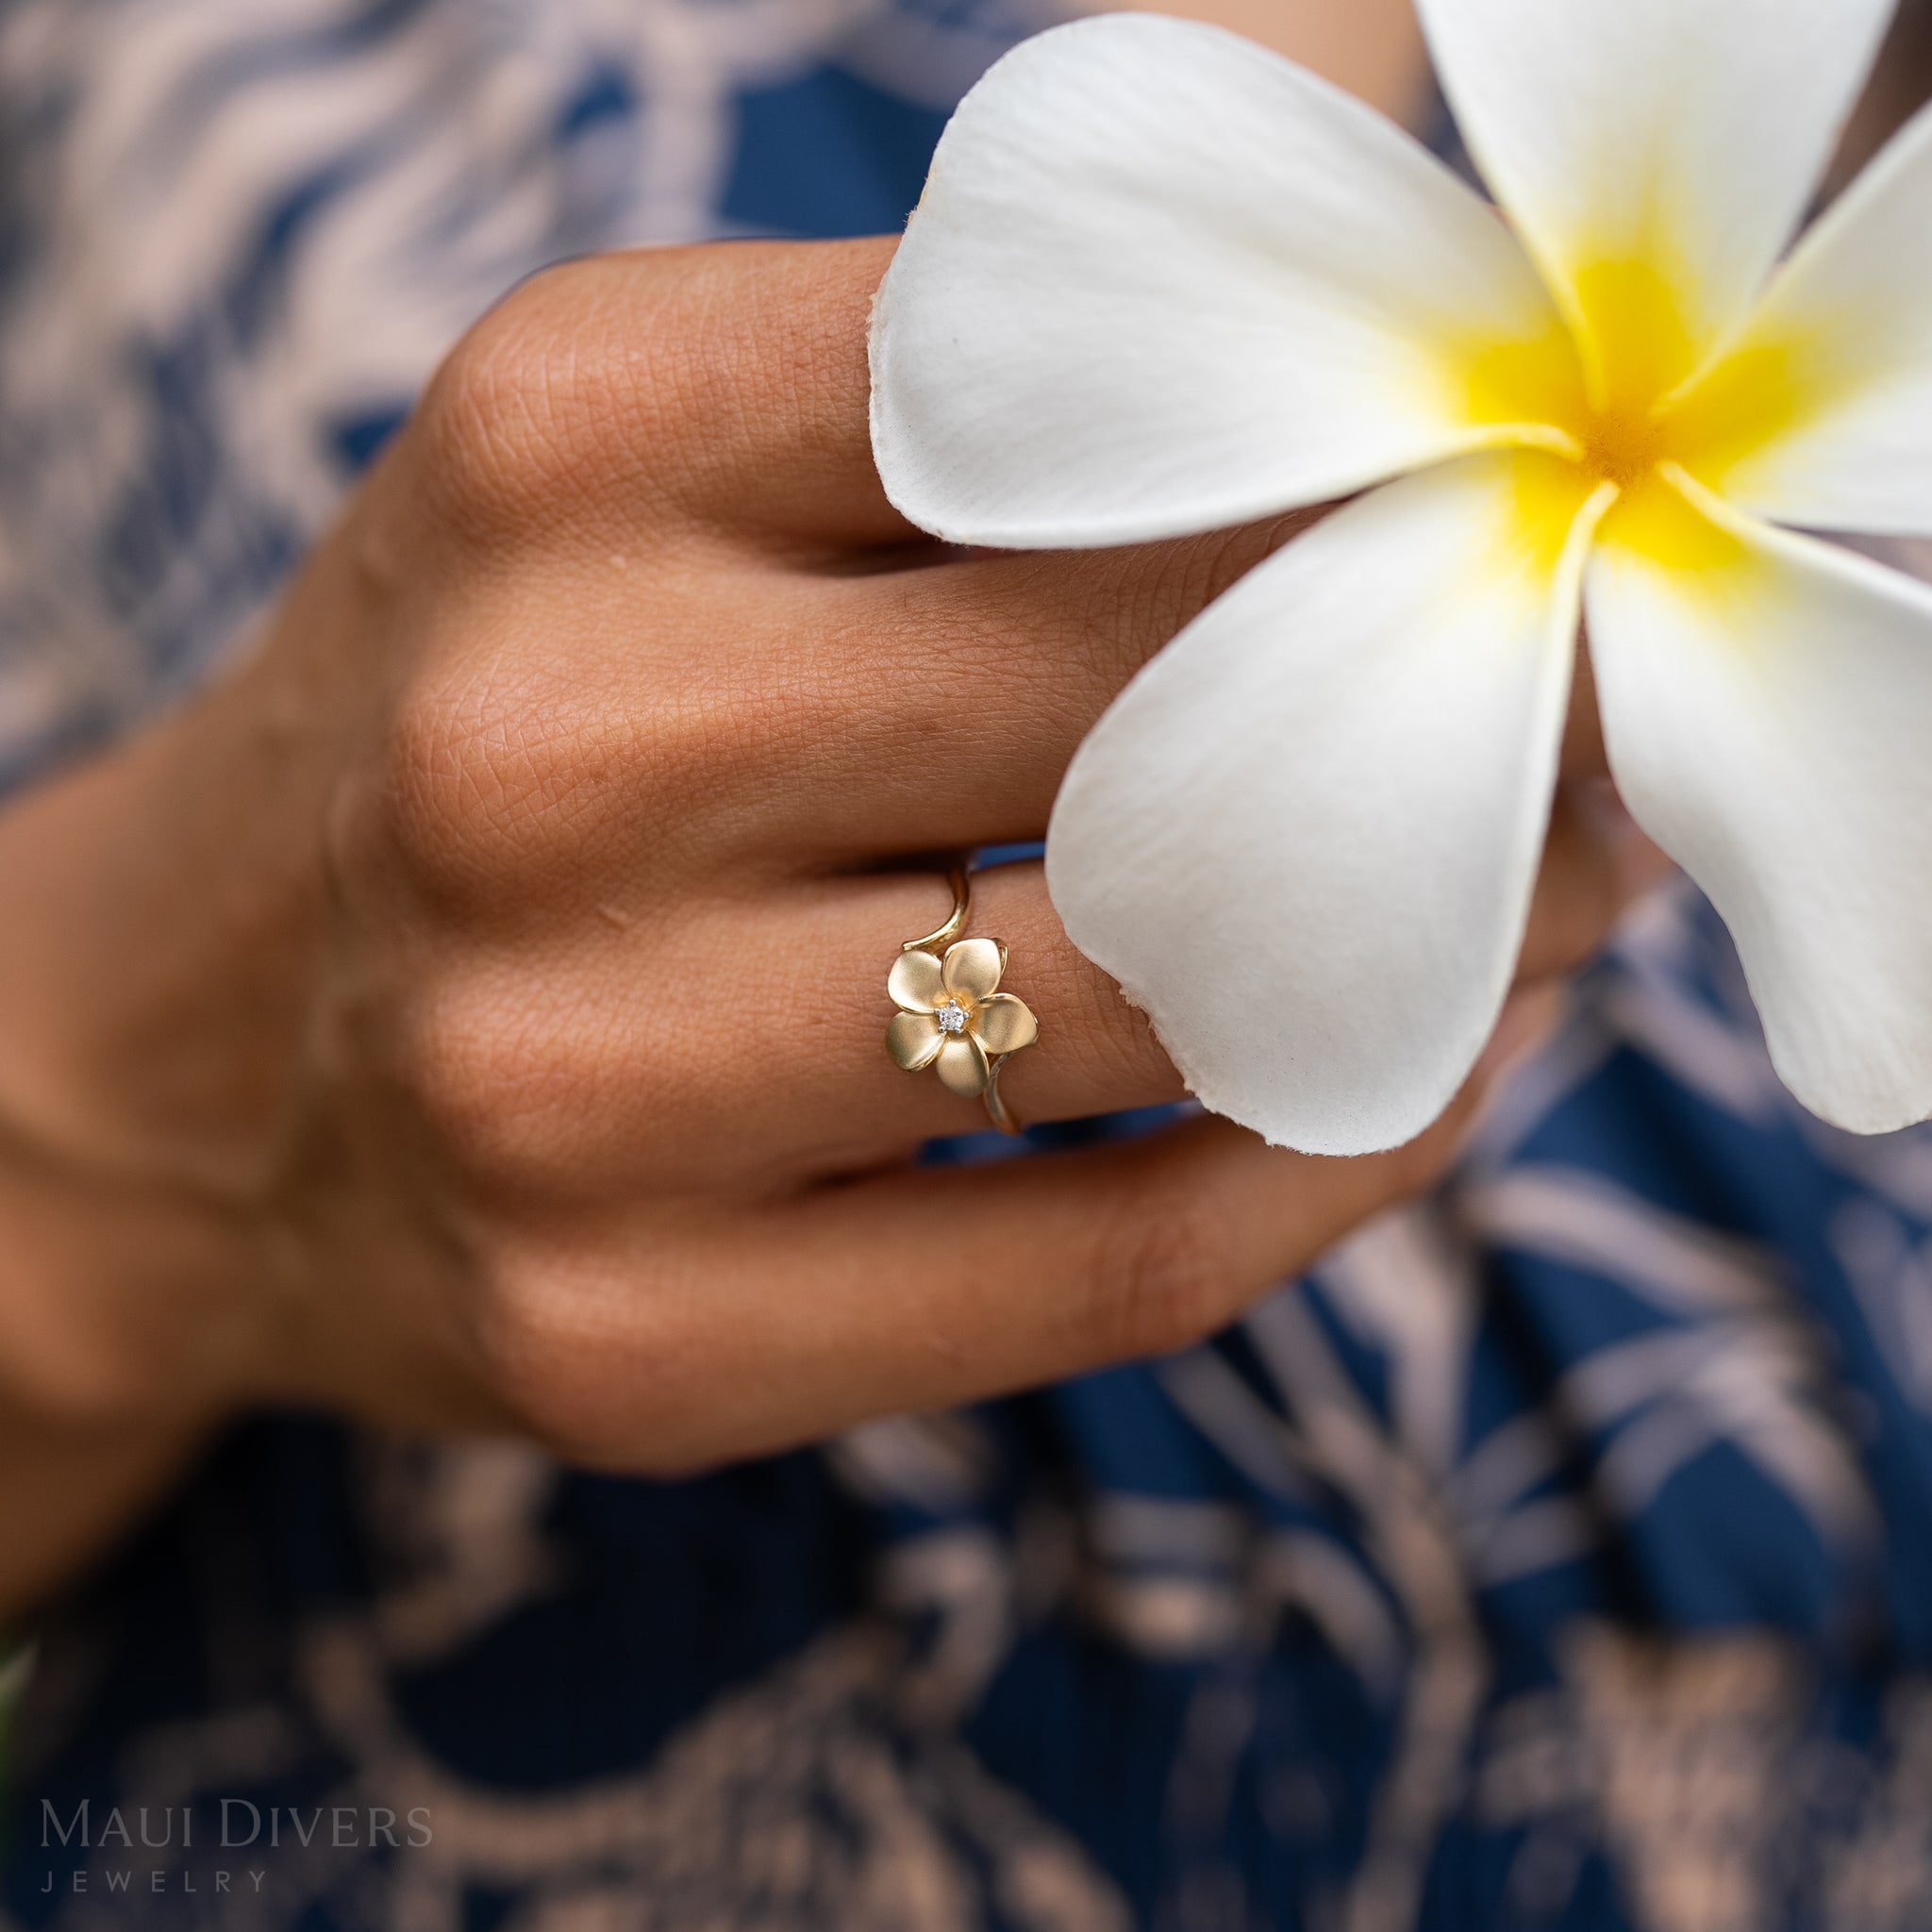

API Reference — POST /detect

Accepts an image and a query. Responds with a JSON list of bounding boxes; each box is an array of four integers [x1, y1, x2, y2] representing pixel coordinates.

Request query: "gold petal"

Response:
[[887, 1009, 944, 1072], [942, 937, 1006, 1001], [888, 949, 945, 1013], [974, 992, 1038, 1057], [935, 1033, 991, 1099]]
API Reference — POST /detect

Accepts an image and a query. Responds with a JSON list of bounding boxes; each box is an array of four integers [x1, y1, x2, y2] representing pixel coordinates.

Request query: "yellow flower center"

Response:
[[1576, 400, 1669, 495], [1463, 256, 1800, 580]]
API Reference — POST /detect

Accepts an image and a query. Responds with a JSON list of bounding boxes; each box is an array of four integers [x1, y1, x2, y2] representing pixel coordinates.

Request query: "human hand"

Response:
[[0, 240, 1660, 1528]]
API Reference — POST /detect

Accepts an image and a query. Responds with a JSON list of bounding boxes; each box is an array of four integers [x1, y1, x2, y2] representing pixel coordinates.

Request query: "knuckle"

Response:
[[465, 1260, 609, 1461], [373, 670, 608, 899], [625, 661, 820, 837], [624, 678, 736, 800], [396, 976, 572, 1191], [1086, 1178, 1241, 1362], [373, 686, 515, 896], [414, 292, 575, 534], [413, 267, 630, 536], [362, 658, 754, 916], [410, 252, 731, 543], [464, 1250, 696, 1471]]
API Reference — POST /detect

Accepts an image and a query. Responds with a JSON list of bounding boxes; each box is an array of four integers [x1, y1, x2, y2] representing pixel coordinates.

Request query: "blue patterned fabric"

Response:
[[8, 6, 1932, 1928]]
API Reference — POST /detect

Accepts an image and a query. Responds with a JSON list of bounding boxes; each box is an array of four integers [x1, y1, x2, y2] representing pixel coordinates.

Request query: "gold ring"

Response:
[[885, 861, 1039, 1135]]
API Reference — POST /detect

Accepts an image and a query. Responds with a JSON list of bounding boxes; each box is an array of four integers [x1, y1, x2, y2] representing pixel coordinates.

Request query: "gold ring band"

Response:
[[904, 860, 974, 956], [885, 860, 1039, 1136]]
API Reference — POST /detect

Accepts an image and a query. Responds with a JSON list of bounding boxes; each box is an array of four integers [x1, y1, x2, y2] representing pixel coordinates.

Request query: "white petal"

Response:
[[1416, 0, 1894, 404], [1589, 468, 1932, 1135], [1046, 452, 1610, 1156], [1684, 102, 1932, 537], [870, 12, 1575, 551]]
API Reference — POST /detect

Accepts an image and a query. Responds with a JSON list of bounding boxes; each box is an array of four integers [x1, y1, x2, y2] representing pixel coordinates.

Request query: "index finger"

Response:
[[449, 236, 920, 552]]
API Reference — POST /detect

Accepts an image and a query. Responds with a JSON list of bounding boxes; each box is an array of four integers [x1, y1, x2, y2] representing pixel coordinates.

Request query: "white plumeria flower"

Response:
[[869, 0, 1932, 1155]]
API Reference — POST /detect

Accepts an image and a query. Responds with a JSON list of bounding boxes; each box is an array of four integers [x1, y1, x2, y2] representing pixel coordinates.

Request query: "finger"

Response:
[[641, 237, 912, 547], [861, 859, 1184, 1141], [1516, 780, 1673, 982], [741, 550, 1619, 868], [391, 863, 1183, 1202], [1562, 638, 1611, 779], [860, 792, 1658, 1142], [431, 237, 921, 554], [404, 795, 1664, 1217], [786, 518, 1314, 858], [510, 1096, 1480, 1474], [387, 525, 1649, 934]]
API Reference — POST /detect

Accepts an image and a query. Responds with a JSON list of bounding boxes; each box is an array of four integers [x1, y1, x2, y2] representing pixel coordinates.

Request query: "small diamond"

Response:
[[936, 1000, 969, 1035]]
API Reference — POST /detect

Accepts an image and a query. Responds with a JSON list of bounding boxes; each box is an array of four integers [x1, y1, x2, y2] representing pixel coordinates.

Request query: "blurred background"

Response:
[[5, 4, 1932, 1929]]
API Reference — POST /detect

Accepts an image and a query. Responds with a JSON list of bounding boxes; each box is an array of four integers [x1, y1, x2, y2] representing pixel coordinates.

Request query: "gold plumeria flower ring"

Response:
[[885, 866, 1040, 1134]]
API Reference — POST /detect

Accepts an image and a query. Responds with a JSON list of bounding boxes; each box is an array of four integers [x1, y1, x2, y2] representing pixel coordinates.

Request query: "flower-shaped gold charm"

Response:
[[887, 938, 1039, 1100]]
